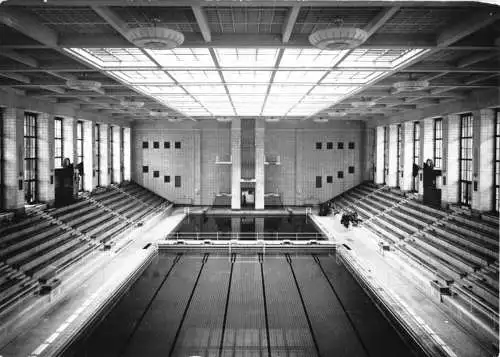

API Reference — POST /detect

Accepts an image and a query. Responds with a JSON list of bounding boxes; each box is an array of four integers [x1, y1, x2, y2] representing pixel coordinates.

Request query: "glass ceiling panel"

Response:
[[137, 85, 186, 95], [110, 70, 173, 84], [273, 71, 326, 84], [215, 49, 280, 68], [310, 86, 359, 95], [280, 49, 348, 68], [222, 70, 273, 83], [321, 71, 384, 84], [269, 84, 312, 95], [67, 48, 155, 68], [183, 85, 227, 94], [147, 48, 214, 67], [338, 49, 429, 69], [169, 70, 221, 83], [227, 85, 268, 95]]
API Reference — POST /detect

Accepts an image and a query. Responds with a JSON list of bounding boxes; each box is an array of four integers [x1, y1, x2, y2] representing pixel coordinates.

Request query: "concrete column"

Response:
[[231, 118, 241, 209], [375, 126, 385, 184], [472, 109, 495, 211], [295, 129, 303, 205], [443, 114, 460, 205], [362, 127, 375, 182], [387, 124, 398, 187], [82, 120, 94, 192], [3, 108, 24, 212], [123, 127, 131, 181], [112, 126, 121, 184], [63, 117, 77, 165], [418, 118, 434, 196], [255, 119, 265, 209], [99, 123, 109, 186], [193, 129, 201, 205], [37, 113, 55, 205], [401, 121, 414, 192]]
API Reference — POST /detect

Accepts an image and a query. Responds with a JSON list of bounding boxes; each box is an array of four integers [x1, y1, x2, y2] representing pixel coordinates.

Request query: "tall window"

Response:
[[383, 126, 389, 184], [109, 126, 114, 183], [120, 128, 125, 182], [459, 113, 473, 206], [396, 124, 402, 187], [54, 117, 63, 168], [24, 112, 38, 203], [494, 110, 500, 212], [95, 123, 101, 186], [434, 118, 443, 169], [77, 121, 84, 191], [413, 121, 421, 191], [0, 108, 3, 209]]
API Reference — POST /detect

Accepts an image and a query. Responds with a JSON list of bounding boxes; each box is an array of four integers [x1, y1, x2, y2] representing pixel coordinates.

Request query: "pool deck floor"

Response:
[[0, 210, 496, 357]]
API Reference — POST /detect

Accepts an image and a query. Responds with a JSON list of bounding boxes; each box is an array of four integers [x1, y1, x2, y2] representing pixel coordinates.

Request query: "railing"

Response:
[[166, 231, 325, 241]]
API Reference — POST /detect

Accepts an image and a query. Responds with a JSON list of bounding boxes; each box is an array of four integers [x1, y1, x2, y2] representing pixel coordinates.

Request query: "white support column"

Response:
[[387, 124, 398, 187], [38, 113, 55, 205], [255, 119, 265, 209], [82, 120, 94, 192], [112, 125, 121, 184], [375, 126, 385, 184], [3, 108, 24, 212], [401, 121, 414, 192], [443, 114, 460, 205], [231, 118, 241, 209], [472, 109, 495, 211], [123, 127, 131, 181], [419, 117, 434, 196], [193, 129, 201, 205], [99, 123, 109, 186]]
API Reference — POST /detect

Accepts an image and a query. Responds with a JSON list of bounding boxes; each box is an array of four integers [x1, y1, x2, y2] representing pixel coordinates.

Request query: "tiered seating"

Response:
[[113, 181, 169, 222], [331, 182, 499, 333]]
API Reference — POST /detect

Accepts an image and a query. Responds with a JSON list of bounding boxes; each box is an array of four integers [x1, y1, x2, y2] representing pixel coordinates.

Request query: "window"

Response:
[[337, 142, 344, 149], [413, 121, 421, 191], [348, 142, 355, 149], [109, 126, 114, 183], [383, 126, 389, 184], [326, 142, 333, 150], [54, 117, 63, 168], [316, 142, 322, 150], [142, 141, 149, 149], [164, 175, 170, 183], [142, 166, 149, 173], [396, 124, 402, 187], [95, 124, 101, 186], [338, 171, 344, 179], [153, 141, 159, 149], [175, 175, 181, 187], [153, 170, 159, 178], [326, 175, 333, 183], [459, 113, 473, 206], [175, 141, 181, 149], [164, 141, 170, 149], [434, 118, 443, 169], [0, 109, 3, 208], [348, 166, 355, 174], [315, 176, 322, 188], [495, 110, 500, 212], [24, 112, 38, 203], [77, 121, 84, 191]]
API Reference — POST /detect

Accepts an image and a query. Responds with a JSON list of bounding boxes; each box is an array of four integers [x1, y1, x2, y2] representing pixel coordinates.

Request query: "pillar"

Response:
[[443, 114, 460, 205], [401, 121, 414, 191], [231, 118, 241, 209], [193, 129, 201, 205], [387, 124, 398, 187], [418, 117, 434, 196], [37, 113, 55, 205], [255, 119, 265, 209], [99, 123, 109, 186], [472, 109, 495, 211], [123, 127, 131, 181], [82, 120, 94, 192], [112, 125, 121, 184], [362, 127, 375, 182], [375, 126, 385, 184], [3, 108, 24, 212]]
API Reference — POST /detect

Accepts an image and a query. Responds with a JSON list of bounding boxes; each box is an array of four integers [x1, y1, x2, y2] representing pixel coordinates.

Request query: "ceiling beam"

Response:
[[192, 6, 211, 43], [363, 6, 400, 39], [91, 6, 130, 38], [0, 49, 38, 68], [456, 51, 499, 68], [0, 8, 58, 48], [282, 5, 300, 44], [40, 86, 66, 94], [437, 9, 500, 48], [0, 72, 30, 83]]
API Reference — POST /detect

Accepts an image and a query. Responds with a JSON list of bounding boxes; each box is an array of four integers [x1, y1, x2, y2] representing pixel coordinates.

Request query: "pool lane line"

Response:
[[168, 253, 209, 357], [218, 253, 236, 357], [259, 253, 272, 357], [286, 253, 322, 357], [117, 253, 182, 357], [313, 254, 371, 357]]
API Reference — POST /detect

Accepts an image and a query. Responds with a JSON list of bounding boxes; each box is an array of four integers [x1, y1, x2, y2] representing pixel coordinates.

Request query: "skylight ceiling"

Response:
[[66, 47, 429, 118]]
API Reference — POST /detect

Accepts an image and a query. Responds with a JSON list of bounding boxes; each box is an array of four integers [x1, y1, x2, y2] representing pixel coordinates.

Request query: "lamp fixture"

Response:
[[125, 27, 184, 50], [309, 19, 368, 50]]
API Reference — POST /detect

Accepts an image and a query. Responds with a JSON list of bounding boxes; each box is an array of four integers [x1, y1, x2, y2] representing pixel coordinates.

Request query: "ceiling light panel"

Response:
[[227, 84, 268, 95], [110, 70, 174, 84], [338, 48, 428, 69], [147, 48, 214, 67], [274, 70, 327, 84], [321, 71, 383, 84], [169, 70, 221, 83], [183, 84, 227, 94], [67, 48, 155, 68], [280, 49, 348, 68], [215, 48, 280, 68], [137, 85, 186, 95], [222, 70, 273, 83], [310, 85, 359, 95], [269, 84, 313, 95]]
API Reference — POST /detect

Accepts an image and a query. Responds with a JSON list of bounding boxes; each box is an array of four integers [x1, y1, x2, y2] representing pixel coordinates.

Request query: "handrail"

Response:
[[166, 231, 324, 240]]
